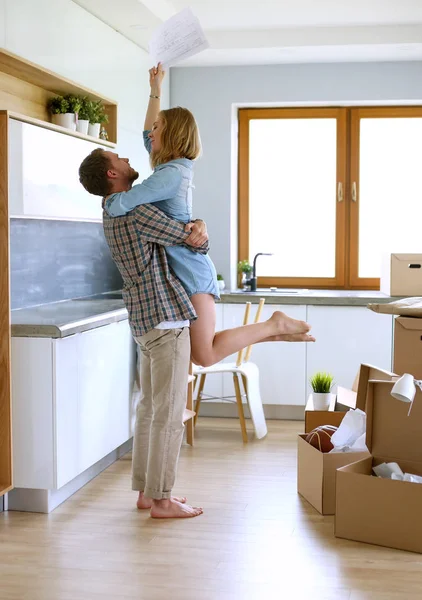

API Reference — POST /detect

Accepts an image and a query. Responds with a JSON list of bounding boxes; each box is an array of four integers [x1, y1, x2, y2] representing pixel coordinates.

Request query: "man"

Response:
[[79, 148, 207, 518]]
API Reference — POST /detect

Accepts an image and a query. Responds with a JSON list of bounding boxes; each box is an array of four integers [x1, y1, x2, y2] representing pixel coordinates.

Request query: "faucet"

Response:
[[247, 253, 273, 292]]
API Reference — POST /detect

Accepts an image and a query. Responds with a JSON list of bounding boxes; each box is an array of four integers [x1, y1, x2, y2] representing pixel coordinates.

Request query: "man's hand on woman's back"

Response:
[[184, 220, 208, 248]]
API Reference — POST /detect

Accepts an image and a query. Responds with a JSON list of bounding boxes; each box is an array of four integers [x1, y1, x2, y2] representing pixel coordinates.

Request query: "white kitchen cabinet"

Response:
[[8, 119, 104, 221], [306, 305, 393, 394], [11, 320, 136, 491], [218, 303, 308, 405]]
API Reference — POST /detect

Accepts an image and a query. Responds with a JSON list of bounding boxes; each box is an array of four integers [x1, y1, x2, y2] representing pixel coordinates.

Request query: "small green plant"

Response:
[[78, 96, 93, 121], [217, 274, 224, 281], [238, 260, 252, 274], [47, 95, 70, 115], [63, 94, 82, 114], [310, 372, 334, 393], [90, 100, 109, 125]]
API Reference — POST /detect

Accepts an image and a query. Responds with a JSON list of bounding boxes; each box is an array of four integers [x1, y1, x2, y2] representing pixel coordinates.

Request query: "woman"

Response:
[[104, 64, 314, 367]]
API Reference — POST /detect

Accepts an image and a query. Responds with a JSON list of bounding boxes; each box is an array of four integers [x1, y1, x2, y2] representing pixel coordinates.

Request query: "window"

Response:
[[239, 107, 422, 289]]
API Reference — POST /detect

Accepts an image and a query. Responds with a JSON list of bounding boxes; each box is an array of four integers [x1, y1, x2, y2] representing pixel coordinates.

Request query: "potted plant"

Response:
[[217, 274, 225, 291], [64, 94, 82, 132], [75, 96, 92, 135], [47, 95, 74, 130], [237, 260, 252, 289], [310, 372, 335, 410], [88, 100, 109, 138]]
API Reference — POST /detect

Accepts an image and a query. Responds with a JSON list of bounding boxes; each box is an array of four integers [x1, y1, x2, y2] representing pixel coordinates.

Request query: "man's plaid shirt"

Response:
[[102, 203, 208, 337]]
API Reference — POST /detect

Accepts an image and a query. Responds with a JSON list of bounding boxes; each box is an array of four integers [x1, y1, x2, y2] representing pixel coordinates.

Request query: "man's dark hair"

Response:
[[79, 148, 111, 196]]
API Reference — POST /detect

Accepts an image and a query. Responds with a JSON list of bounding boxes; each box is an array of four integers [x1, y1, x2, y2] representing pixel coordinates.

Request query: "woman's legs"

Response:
[[189, 294, 312, 367]]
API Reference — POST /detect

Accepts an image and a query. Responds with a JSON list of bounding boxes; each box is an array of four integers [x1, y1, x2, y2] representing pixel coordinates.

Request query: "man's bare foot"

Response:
[[150, 498, 203, 519], [264, 333, 316, 342], [137, 491, 187, 510], [268, 311, 311, 335]]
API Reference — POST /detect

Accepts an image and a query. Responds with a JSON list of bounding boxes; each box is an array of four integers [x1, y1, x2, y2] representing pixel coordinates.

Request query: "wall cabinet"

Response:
[[8, 119, 105, 221]]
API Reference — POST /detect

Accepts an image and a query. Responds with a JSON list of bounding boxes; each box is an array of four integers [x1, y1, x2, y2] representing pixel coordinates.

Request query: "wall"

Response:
[[10, 218, 122, 309], [171, 62, 422, 287], [0, 0, 169, 177]]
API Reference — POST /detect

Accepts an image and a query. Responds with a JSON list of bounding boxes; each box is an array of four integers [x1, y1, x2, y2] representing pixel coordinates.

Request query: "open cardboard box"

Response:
[[298, 364, 396, 516], [335, 380, 422, 553], [304, 364, 396, 433], [393, 316, 422, 381]]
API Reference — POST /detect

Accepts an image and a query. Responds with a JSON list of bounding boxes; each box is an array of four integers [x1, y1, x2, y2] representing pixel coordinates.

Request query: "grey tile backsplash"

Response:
[[10, 218, 122, 310]]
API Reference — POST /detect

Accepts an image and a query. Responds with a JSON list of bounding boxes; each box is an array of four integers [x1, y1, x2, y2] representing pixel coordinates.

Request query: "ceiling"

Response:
[[73, 0, 422, 66]]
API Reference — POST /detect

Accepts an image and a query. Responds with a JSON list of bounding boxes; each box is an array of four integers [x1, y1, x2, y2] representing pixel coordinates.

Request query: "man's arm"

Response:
[[132, 203, 209, 254], [104, 166, 182, 217]]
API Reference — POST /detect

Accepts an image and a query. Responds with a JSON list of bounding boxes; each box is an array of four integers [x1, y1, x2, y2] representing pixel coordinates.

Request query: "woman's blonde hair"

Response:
[[150, 107, 201, 168]]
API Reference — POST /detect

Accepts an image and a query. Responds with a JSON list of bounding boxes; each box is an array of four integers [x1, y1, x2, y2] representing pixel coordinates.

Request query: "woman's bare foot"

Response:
[[268, 311, 311, 335], [150, 498, 203, 519], [137, 491, 187, 510], [264, 333, 316, 342]]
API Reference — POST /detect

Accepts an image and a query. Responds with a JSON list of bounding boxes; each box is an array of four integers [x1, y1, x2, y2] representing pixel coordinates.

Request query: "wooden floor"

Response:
[[1, 419, 422, 600]]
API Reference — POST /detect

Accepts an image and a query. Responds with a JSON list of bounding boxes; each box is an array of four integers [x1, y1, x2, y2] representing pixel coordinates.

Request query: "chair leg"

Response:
[[233, 373, 248, 443], [186, 365, 194, 447], [241, 374, 248, 396], [194, 374, 206, 426]]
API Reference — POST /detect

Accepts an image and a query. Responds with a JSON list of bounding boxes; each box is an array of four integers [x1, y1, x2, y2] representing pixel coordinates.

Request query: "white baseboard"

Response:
[[197, 402, 305, 421], [7, 438, 133, 514]]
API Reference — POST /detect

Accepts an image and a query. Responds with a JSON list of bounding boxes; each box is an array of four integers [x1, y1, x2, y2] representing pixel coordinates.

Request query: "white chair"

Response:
[[193, 299, 267, 442]]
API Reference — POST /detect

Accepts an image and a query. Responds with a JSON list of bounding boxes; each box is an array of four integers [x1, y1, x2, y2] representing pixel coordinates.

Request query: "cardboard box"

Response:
[[335, 380, 422, 553], [393, 317, 422, 380], [381, 253, 422, 296], [305, 388, 354, 433], [297, 435, 368, 515], [298, 364, 396, 516], [304, 364, 396, 433]]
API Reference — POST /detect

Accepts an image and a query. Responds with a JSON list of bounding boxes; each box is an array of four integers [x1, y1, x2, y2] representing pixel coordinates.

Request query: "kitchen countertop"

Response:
[[11, 296, 127, 338], [220, 289, 400, 306], [11, 288, 399, 338]]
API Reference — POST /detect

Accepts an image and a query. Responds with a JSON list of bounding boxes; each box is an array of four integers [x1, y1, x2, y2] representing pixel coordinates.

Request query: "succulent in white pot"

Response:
[[310, 372, 335, 410], [217, 274, 225, 291]]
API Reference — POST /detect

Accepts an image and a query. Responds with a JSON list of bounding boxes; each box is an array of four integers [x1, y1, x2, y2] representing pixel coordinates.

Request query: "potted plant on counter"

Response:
[[237, 260, 252, 289], [217, 274, 225, 291], [88, 100, 109, 138], [310, 372, 335, 410]]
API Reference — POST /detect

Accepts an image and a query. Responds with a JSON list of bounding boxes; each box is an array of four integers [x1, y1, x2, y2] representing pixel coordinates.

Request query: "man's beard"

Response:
[[129, 168, 139, 183]]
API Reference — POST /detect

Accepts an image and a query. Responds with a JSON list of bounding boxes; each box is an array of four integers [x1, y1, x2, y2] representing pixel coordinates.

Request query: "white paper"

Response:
[[149, 7, 209, 69], [373, 463, 422, 484], [373, 462, 404, 478], [329, 408, 368, 453]]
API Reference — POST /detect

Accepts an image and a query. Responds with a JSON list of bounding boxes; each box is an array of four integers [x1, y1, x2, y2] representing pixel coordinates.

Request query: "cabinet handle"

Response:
[[352, 182, 357, 202], [337, 182, 343, 203]]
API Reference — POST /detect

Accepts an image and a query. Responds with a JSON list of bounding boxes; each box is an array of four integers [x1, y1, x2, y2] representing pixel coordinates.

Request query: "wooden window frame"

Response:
[[239, 106, 422, 290], [349, 106, 422, 289], [238, 107, 347, 289]]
